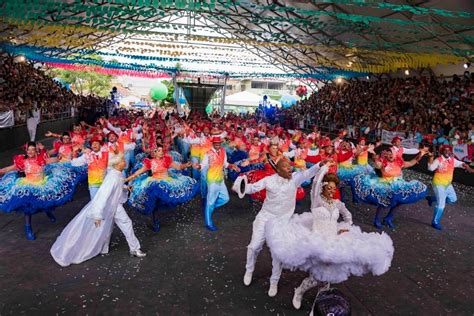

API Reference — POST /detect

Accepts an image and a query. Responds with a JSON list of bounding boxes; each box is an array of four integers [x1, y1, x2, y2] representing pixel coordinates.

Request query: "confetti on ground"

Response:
[[0, 168, 472, 314]]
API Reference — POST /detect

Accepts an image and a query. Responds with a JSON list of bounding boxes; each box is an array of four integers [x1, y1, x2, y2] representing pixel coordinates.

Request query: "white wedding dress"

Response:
[[265, 168, 394, 283], [51, 169, 140, 267]]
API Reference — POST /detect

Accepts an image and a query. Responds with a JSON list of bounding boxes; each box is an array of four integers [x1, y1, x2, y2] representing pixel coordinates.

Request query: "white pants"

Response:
[[89, 186, 100, 200], [245, 211, 284, 284], [102, 204, 141, 253], [433, 184, 457, 210], [27, 121, 37, 142]]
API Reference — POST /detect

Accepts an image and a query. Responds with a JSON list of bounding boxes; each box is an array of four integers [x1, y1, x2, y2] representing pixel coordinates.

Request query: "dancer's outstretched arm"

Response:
[[106, 121, 121, 134], [125, 166, 148, 183], [403, 147, 420, 155], [0, 165, 16, 175], [44, 131, 62, 138], [295, 160, 334, 188], [170, 161, 192, 170], [243, 177, 268, 194], [310, 164, 330, 209], [403, 149, 428, 168], [71, 153, 87, 167], [232, 175, 267, 195]]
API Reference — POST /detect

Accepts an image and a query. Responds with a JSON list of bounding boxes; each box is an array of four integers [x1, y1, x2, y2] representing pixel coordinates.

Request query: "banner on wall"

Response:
[[381, 130, 419, 149], [0, 111, 14, 128], [453, 144, 469, 161]]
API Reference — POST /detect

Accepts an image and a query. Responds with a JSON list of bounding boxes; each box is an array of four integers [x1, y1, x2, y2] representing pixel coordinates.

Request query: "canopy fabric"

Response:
[[1, 0, 472, 81]]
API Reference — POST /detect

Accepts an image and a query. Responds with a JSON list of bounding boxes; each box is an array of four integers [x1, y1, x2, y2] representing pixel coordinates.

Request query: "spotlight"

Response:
[[336, 77, 343, 83], [404, 69, 410, 76], [366, 75, 370, 80], [464, 62, 470, 69], [16, 55, 26, 63]]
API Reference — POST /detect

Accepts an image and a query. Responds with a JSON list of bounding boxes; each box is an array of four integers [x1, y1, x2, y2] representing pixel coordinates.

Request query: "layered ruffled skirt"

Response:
[[353, 174, 427, 208], [49, 162, 88, 185], [128, 173, 198, 215], [337, 164, 373, 187], [265, 213, 394, 283], [0, 164, 79, 214]]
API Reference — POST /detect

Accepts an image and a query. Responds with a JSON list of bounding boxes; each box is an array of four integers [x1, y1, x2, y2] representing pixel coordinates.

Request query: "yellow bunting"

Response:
[[1, 18, 117, 48], [342, 51, 464, 73], [1, 17, 465, 73]]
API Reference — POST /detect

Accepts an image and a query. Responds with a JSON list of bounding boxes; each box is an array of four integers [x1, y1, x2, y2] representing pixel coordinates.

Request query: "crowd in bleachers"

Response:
[[287, 73, 474, 146], [0, 55, 111, 125], [1, 52, 473, 150]]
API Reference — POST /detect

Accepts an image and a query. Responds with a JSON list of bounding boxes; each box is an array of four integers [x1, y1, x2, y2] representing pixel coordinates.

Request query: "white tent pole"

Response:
[[220, 74, 228, 115]]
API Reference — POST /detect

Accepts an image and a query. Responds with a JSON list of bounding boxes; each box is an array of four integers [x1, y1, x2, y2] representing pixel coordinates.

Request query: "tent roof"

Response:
[[2, 1, 473, 80]]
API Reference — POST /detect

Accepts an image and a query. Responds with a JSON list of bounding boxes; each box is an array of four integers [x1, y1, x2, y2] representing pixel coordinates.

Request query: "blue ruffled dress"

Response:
[[353, 171, 427, 208], [128, 156, 198, 215], [0, 154, 78, 214]]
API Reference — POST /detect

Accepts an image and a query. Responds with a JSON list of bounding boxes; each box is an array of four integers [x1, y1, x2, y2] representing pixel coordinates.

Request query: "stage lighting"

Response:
[[366, 75, 370, 80], [404, 69, 410, 76], [336, 77, 343, 83], [464, 62, 470, 69], [16, 55, 26, 63]]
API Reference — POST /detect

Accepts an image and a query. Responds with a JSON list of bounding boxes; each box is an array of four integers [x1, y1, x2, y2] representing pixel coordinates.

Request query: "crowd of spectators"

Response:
[[1, 51, 473, 150], [0, 55, 111, 126], [283, 73, 474, 147]]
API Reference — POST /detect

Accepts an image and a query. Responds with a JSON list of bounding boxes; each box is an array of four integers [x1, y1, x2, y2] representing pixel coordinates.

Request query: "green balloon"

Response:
[[150, 83, 168, 101]]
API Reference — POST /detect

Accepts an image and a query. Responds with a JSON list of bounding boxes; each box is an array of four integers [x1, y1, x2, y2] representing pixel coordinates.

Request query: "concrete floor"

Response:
[[0, 143, 473, 315]]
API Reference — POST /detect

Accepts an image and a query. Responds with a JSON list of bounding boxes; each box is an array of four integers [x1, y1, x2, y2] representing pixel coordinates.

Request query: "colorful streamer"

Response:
[[1, 0, 470, 75], [2, 2, 472, 53], [1, 44, 367, 80], [43, 62, 172, 79]]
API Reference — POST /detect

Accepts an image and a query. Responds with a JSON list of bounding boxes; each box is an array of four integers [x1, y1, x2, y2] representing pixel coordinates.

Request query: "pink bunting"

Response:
[[43, 62, 172, 79]]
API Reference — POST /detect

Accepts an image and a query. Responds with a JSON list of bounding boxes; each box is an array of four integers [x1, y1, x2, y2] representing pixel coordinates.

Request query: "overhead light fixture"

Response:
[[464, 62, 471, 69], [404, 69, 410, 76]]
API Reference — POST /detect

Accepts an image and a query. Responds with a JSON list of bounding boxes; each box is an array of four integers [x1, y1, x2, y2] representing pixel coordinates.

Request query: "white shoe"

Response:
[[243, 271, 253, 286], [292, 288, 303, 310], [130, 249, 147, 258], [268, 282, 278, 297]]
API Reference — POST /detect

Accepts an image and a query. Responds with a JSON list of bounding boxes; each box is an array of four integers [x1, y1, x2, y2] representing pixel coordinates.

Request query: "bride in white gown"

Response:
[[265, 166, 394, 310], [51, 159, 145, 267]]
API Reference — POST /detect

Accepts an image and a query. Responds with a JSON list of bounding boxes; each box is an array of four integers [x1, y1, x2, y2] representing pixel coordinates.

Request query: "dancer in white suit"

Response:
[[50, 159, 146, 267], [265, 168, 394, 310], [233, 158, 331, 297]]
